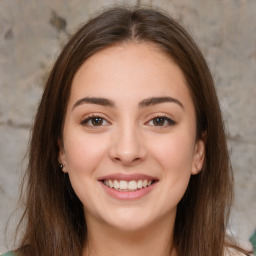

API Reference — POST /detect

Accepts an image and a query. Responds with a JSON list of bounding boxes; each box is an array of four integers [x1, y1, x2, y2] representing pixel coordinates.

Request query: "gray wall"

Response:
[[0, 0, 255, 252]]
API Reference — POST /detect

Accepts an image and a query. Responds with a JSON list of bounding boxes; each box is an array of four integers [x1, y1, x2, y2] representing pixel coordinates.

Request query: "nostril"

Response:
[[113, 156, 142, 166], [109, 135, 146, 164]]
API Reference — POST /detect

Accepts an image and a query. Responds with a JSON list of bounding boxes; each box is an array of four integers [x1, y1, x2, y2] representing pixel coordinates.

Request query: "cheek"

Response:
[[149, 132, 196, 173], [148, 132, 195, 208], [64, 131, 108, 174], [63, 131, 109, 208]]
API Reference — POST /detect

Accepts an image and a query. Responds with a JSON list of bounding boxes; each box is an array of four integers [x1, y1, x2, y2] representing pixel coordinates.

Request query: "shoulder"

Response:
[[1, 252, 16, 256], [225, 247, 254, 256]]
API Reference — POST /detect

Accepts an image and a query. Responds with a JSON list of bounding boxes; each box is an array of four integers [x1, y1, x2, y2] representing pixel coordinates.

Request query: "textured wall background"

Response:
[[0, 0, 255, 252]]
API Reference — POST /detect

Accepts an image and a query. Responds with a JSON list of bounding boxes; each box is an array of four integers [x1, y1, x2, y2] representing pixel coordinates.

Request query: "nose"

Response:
[[109, 124, 146, 166]]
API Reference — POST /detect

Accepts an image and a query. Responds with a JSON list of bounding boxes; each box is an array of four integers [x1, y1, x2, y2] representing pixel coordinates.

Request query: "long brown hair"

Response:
[[14, 7, 250, 256]]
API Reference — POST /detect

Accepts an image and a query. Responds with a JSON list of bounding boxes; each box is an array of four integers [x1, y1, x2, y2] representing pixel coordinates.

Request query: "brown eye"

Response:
[[81, 116, 109, 127], [147, 116, 176, 127], [91, 117, 103, 126], [153, 117, 165, 126]]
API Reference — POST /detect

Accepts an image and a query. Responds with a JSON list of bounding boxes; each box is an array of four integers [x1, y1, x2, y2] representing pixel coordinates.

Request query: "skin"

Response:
[[59, 42, 205, 256]]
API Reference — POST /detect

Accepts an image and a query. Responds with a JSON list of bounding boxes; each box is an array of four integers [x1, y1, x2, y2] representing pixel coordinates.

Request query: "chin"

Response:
[[102, 209, 156, 232], [110, 219, 151, 233]]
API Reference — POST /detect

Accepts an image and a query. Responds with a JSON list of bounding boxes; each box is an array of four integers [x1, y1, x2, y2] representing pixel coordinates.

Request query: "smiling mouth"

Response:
[[101, 179, 158, 192]]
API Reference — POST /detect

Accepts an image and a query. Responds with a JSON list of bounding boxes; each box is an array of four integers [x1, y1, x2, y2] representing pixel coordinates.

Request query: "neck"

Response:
[[83, 213, 178, 256]]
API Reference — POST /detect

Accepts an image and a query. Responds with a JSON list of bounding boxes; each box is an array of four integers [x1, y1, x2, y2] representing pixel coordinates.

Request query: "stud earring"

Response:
[[60, 163, 63, 169], [193, 167, 201, 175]]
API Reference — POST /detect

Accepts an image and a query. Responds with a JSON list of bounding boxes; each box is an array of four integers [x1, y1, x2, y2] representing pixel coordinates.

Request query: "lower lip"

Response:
[[100, 182, 157, 200]]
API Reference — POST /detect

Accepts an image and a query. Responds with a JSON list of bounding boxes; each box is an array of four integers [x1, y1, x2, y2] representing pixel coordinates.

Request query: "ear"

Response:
[[191, 132, 206, 175], [58, 138, 68, 173]]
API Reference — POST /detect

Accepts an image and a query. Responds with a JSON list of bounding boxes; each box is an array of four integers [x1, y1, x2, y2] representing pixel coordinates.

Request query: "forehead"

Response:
[[69, 42, 192, 109]]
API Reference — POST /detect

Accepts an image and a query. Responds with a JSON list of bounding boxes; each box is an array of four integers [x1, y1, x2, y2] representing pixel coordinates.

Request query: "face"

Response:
[[59, 43, 205, 232]]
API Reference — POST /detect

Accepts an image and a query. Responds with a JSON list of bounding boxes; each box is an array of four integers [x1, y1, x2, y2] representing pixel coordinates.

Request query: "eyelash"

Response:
[[80, 114, 176, 128], [146, 115, 176, 127], [80, 114, 110, 127]]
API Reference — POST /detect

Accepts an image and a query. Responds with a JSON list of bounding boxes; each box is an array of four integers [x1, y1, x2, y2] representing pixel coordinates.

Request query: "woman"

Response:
[[2, 7, 252, 256]]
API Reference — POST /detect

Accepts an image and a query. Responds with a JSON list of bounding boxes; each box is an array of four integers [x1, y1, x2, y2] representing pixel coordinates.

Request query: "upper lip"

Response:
[[98, 173, 159, 182]]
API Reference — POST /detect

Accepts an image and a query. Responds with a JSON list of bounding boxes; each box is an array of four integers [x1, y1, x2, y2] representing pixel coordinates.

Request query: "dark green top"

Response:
[[1, 252, 16, 256]]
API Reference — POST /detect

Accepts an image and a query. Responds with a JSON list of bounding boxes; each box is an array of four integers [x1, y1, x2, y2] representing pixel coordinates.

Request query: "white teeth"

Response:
[[103, 179, 154, 191], [137, 179, 142, 189], [128, 180, 137, 190], [142, 179, 147, 188], [109, 180, 114, 188], [120, 180, 128, 189], [114, 180, 119, 189]]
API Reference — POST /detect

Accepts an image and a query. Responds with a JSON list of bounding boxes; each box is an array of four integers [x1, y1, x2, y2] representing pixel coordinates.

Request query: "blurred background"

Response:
[[0, 0, 255, 253]]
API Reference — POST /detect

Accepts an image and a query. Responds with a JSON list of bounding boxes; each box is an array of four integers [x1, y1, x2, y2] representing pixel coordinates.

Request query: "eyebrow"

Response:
[[72, 97, 115, 110], [72, 96, 183, 110], [138, 97, 184, 109]]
